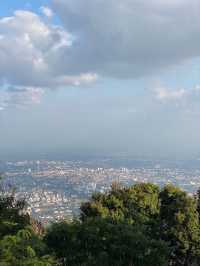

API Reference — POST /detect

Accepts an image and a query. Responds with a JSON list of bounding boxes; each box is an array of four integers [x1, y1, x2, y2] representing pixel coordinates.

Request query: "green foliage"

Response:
[[46, 182, 200, 266], [46, 183, 168, 266], [0, 177, 30, 239], [81, 183, 160, 225], [0, 177, 55, 265], [196, 187, 200, 219], [160, 184, 200, 265], [45, 218, 169, 266], [0, 227, 55, 266], [2, 173, 200, 266]]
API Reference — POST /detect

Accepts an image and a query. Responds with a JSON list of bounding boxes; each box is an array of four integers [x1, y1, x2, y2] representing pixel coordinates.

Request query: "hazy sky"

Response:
[[1, 0, 200, 160]]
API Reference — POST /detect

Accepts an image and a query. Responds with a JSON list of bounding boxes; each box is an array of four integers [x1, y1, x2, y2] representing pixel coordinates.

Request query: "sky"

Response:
[[1, 0, 200, 160]]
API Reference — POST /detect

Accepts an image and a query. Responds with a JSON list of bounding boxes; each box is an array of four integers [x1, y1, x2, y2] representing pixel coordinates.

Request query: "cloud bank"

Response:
[[1, 0, 200, 108], [52, 0, 200, 78]]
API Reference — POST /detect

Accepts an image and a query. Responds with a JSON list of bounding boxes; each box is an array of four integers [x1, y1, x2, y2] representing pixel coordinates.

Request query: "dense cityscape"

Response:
[[1, 158, 200, 223]]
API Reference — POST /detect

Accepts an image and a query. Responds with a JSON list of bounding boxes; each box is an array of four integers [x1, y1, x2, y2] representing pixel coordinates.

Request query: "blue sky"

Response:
[[1, 0, 200, 160], [0, 1, 47, 16]]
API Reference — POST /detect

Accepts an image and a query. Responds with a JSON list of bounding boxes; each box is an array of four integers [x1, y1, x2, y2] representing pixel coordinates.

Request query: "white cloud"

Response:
[[0, 86, 44, 110], [153, 85, 200, 115], [0, 10, 98, 109], [40, 6, 54, 18], [56, 73, 98, 86], [154, 87, 186, 101]]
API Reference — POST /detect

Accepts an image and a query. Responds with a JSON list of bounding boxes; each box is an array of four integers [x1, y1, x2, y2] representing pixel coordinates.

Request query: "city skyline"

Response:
[[2, 158, 200, 222]]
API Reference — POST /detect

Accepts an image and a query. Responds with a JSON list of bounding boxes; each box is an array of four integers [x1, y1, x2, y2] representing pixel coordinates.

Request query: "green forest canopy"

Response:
[[1, 180, 200, 266]]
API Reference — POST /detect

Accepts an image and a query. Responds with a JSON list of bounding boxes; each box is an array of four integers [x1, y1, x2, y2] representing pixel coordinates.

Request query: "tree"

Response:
[[0, 176, 30, 239], [81, 183, 160, 226], [45, 218, 169, 266], [44, 221, 79, 266], [0, 227, 55, 266], [45, 183, 168, 266], [0, 176, 56, 266], [2, 173, 200, 266], [195, 187, 200, 219], [159, 184, 200, 266]]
